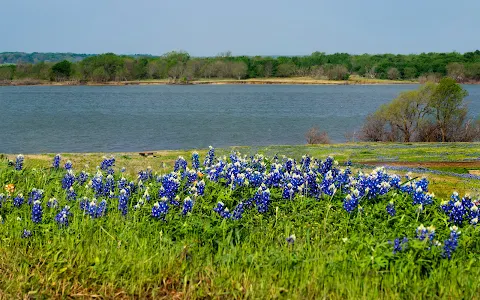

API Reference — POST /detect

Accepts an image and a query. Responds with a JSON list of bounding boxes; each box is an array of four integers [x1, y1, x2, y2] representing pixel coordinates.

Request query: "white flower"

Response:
[[450, 226, 459, 232], [353, 189, 360, 197]]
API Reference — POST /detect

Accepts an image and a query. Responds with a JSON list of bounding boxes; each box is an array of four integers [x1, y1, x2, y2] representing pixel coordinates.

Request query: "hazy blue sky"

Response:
[[1, 0, 479, 56]]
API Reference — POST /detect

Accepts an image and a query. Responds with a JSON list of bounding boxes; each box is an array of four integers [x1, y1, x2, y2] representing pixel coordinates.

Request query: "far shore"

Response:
[[0, 76, 423, 87]]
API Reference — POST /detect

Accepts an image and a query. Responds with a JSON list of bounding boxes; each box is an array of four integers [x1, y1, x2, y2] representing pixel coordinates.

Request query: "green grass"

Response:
[[1, 143, 479, 298]]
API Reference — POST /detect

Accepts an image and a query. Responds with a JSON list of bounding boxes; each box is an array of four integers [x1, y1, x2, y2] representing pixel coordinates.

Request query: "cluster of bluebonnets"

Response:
[[1, 147, 479, 261]]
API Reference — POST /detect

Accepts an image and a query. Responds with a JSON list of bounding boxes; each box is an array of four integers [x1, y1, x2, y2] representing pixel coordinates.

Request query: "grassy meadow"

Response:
[[0, 143, 479, 299]]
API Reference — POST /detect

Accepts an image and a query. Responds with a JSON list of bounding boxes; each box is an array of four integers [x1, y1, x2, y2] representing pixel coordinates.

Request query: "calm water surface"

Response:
[[1, 84, 479, 153]]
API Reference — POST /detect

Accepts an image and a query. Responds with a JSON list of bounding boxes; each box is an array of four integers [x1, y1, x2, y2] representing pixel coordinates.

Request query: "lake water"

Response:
[[1, 84, 479, 153]]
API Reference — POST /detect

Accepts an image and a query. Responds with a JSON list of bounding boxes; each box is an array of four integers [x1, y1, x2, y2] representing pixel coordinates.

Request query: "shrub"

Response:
[[306, 127, 331, 144]]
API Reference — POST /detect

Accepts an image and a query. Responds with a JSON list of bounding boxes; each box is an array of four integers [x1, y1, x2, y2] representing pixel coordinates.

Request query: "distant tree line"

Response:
[[0, 52, 152, 64], [1, 50, 480, 83]]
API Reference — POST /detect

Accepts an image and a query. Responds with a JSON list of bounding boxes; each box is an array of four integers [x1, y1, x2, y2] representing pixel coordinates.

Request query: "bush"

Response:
[[325, 65, 350, 80], [359, 114, 388, 142], [50, 60, 72, 81], [305, 127, 331, 144]]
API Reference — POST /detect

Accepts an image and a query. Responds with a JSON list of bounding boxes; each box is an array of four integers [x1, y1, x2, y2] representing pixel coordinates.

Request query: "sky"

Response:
[[1, 0, 479, 56]]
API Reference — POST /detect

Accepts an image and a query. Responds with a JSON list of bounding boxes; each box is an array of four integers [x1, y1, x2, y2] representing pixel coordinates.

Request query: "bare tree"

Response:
[[231, 62, 248, 79], [365, 66, 377, 79], [387, 68, 400, 80], [359, 113, 388, 142], [201, 62, 216, 79], [326, 65, 349, 80], [264, 62, 273, 78], [168, 62, 185, 81], [446, 62, 466, 83], [418, 73, 441, 84], [213, 61, 230, 78], [306, 127, 331, 144], [310, 66, 325, 79]]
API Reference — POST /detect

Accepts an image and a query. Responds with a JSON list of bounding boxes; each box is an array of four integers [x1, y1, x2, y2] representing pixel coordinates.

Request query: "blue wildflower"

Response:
[[31, 200, 43, 224], [118, 189, 129, 215], [47, 197, 58, 208], [286, 234, 296, 245], [231, 201, 246, 220], [386, 201, 396, 216], [81, 198, 107, 218], [64, 160, 73, 170], [182, 197, 194, 216], [443, 226, 460, 259], [28, 188, 44, 205], [55, 206, 72, 227], [62, 170, 76, 190], [15, 154, 24, 171], [138, 167, 152, 181], [91, 171, 103, 196], [152, 201, 169, 220], [343, 191, 359, 213], [22, 229, 32, 238], [203, 146, 215, 167], [197, 180, 205, 196], [416, 224, 435, 242], [77, 171, 89, 185], [13, 194, 25, 207], [449, 200, 467, 225], [186, 169, 197, 185], [104, 174, 115, 195], [192, 152, 200, 170], [67, 187, 77, 201], [389, 237, 408, 254], [118, 177, 127, 190], [100, 156, 115, 171], [52, 154, 61, 169], [174, 156, 187, 173], [254, 186, 271, 213]]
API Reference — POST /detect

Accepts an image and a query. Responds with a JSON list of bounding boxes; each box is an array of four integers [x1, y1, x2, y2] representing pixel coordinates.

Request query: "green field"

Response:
[[0, 143, 479, 299]]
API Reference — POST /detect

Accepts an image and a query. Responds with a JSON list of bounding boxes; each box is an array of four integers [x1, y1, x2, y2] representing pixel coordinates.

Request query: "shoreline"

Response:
[[0, 77, 422, 87], [3, 78, 480, 87]]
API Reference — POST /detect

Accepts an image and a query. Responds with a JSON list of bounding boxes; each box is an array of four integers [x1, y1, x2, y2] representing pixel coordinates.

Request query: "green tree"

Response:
[[403, 67, 417, 80], [92, 67, 109, 82], [0, 65, 15, 80], [50, 60, 72, 81], [430, 77, 468, 142], [379, 84, 434, 142], [276, 63, 296, 77]]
